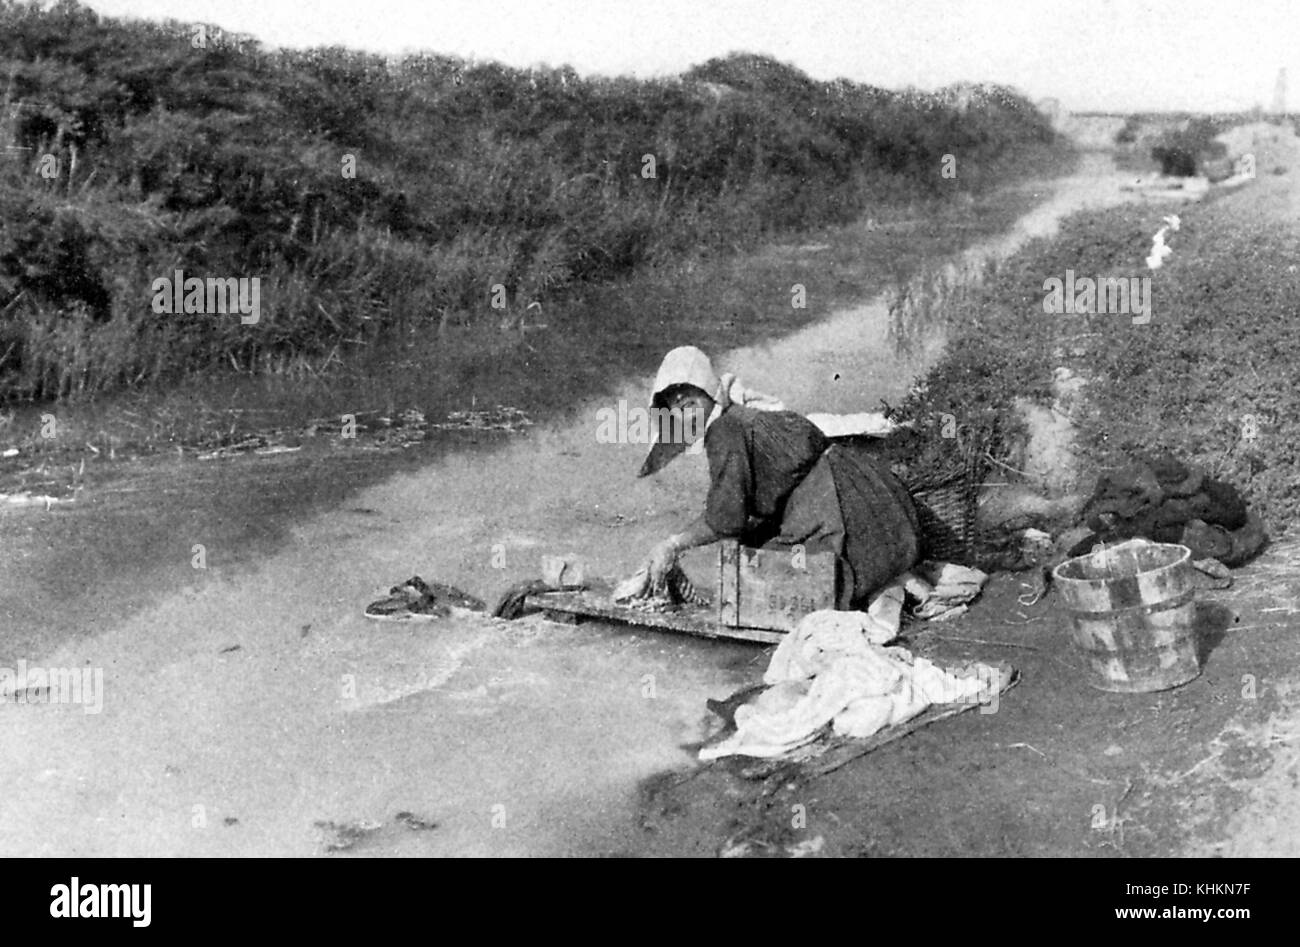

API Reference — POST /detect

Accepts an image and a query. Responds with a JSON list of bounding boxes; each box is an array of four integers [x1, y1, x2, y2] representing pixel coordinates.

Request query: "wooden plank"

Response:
[[718, 542, 740, 627], [525, 587, 786, 645]]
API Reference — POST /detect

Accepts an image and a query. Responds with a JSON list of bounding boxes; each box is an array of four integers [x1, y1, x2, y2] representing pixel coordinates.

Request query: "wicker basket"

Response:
[[909, 474, 979, 564], [895, 435, 988, 566]]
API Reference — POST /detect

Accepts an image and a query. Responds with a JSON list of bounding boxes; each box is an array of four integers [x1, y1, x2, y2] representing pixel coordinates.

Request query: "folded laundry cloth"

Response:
[[903, 561, 989, 620], [699, 607, 1003, 761], [717, 372, 787, 413], [805, 412, 908, 439]]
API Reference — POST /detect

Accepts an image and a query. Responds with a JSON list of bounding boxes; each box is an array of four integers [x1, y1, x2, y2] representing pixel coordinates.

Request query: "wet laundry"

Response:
[[1067, 451, 1265, 567], [698, 604, 1007, 761], [364, 576, 486, 622], [612, 562, 710, 609]]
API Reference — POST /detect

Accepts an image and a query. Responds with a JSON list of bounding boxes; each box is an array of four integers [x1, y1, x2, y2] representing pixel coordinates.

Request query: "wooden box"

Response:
[[716, 541, 839, 633]]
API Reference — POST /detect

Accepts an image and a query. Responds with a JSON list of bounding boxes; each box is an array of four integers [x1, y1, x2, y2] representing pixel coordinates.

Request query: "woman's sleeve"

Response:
[[704, 420, 753, 537]]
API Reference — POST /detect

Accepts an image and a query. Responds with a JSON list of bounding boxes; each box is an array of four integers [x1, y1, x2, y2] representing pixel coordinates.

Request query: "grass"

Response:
[[0, 173, 1066, 490], [2, 2, 1068, 405], [892, 163, 1300, 538]]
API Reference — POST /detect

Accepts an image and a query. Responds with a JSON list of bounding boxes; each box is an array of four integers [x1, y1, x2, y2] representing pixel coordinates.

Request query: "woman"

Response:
[[638, 346, 922, 609]]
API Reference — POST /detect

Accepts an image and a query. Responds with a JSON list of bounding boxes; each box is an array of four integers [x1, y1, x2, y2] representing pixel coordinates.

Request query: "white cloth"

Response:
[[719, 373, 786, 413], [805, 412, 908, 438], [900, 562, 988, 621], [1146, 216, 1179, 270], [670, 361, 904, 454], [692, 400, 902, 455], [699, 600, 1003, 761]]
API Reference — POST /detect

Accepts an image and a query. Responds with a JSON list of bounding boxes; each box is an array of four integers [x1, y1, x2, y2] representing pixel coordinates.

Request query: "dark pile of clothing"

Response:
[[1067, 451, 1266, 566]]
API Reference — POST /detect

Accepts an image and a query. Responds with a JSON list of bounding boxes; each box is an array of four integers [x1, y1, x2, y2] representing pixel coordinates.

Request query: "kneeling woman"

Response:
[[638, 346, 921, 609]]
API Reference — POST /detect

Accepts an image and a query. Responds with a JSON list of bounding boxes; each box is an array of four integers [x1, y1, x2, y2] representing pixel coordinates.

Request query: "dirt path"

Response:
[[0, 151, 1161, 857]]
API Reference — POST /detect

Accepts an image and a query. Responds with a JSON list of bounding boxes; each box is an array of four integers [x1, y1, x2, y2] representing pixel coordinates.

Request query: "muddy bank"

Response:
[[635, 567, 1294, 858]]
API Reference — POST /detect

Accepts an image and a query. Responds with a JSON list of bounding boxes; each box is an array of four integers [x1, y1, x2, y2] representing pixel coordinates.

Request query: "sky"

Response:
[[82, 0, 1299, 113]]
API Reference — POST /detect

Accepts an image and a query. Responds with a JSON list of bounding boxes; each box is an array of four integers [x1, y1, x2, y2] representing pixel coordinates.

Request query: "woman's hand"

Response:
[[643, 519, 722, 594], [646, 538, 680, 593]]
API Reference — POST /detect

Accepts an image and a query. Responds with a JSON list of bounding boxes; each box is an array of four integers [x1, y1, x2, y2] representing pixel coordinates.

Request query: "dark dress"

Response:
[[703, 405, 922, 609]]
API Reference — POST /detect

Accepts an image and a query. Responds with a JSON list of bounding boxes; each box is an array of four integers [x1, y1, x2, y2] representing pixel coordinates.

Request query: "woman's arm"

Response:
[[648, 409, 746, 584], [666, 515, 722, 553], [647, 515, 723, 585]]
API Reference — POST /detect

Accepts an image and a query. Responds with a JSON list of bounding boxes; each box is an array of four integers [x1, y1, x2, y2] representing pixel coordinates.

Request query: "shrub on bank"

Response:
[[0, 0, 1066, 402]]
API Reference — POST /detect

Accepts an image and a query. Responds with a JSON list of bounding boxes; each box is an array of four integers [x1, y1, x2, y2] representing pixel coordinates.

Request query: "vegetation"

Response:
[[0, 0, 1064, 402], [1110, 111, 1292, 174], [1150, 116, 1228, 176], [895, 191, 1300, 536]]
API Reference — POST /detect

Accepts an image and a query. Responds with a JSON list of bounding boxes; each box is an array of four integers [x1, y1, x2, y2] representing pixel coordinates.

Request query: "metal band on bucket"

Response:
[[1061, 586, 1195, 620]]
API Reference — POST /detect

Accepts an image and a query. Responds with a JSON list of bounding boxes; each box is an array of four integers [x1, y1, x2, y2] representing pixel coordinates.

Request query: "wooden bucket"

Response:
[[1051, 539, 1200, 693]]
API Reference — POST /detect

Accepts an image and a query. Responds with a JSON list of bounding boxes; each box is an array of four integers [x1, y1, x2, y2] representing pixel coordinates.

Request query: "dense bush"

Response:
[[0, 0, 1066, 401], [1149, 117, 1228, 176]]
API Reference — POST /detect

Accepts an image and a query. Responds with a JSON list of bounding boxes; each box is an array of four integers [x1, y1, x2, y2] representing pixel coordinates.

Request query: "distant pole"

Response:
[[1272, 67, 1287, 116], [1, 65, 16, 152]]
